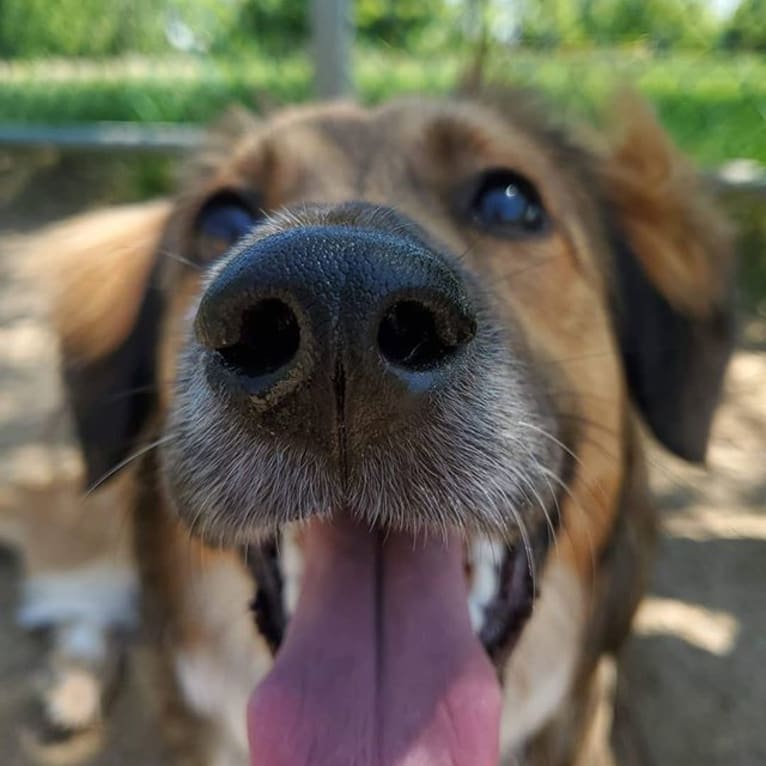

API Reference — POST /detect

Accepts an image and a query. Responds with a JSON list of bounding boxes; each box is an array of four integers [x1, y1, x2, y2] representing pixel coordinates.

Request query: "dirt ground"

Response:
[[0, 172, 764, 765]]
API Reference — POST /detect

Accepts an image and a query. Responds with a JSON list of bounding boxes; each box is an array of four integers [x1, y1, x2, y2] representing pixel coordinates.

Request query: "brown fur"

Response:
[[25, 91, 733, 765], [598, 92, 733, 315], [29, 200, 172, 362]]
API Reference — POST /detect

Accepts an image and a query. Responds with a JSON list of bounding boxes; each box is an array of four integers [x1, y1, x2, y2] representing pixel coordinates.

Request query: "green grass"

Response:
[[0, 55, 314, 124], [1, 48, 765, 165], [479, 48, 766, 167]]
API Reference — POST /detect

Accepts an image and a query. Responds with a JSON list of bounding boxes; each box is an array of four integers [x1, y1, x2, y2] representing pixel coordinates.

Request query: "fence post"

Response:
[[310, 0, 352, 98]]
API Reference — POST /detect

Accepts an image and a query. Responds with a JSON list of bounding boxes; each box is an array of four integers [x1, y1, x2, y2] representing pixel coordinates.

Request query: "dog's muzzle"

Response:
[[193, 219, 502, 765], [165, 205, 563, 766]]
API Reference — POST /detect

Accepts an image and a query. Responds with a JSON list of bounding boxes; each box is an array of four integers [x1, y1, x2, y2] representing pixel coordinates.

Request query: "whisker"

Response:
[[513, 442, 560, 552], [537, 349, 615, 367], [546, 389, 622, 406], [512, 502, 537, 599], [557, 412, 717, 499], [520, 470, 560, 555], [158, 248, 203, 271], [519, 420, 609, 501], [106, 383, 159, 401], [475, 476, 537, 597], [518, 421, 613, 571], [105, 375, 187, 403], [495, 255, 554, 284], [510, 421, 598, 576], [86, 434, 176, 495], [553, 414, 625, 469], [556, 412, 624, 438], [545, 410, 732, 540], [455, 234, 482, 264], [536, 464, 598, 581]]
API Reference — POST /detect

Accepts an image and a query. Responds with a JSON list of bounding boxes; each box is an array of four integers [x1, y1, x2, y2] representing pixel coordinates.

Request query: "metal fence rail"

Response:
[[0, 123, 203, 152], [1, 122, 763, 200]]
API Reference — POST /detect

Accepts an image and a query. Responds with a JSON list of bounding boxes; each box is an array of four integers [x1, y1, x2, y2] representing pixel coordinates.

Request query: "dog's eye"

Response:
[[197, 191, 261, 243], [193, 190, 262, 263], [470, 170, 547, 235]]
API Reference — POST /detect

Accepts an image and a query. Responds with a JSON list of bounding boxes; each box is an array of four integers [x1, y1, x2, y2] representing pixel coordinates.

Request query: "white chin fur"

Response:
[[467, 536, 505, 632], [501, 559, 585, 751], [281, 524, 304, 616]]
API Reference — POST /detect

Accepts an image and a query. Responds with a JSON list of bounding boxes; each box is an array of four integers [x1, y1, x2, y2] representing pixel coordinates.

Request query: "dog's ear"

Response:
[[26, 201, 173, 487], [599, 94, 735, 462]]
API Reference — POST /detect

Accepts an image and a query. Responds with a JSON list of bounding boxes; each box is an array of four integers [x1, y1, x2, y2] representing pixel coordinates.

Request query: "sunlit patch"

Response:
[[633, 596, 739, 656], [0, 319, 51, 366], [2, 444, 82, 487], [45, 667, 102, 728], [664, 508, 766, 541]]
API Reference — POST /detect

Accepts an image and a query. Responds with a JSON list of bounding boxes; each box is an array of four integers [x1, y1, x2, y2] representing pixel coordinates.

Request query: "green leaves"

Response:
[[723, 0, 766, 52]]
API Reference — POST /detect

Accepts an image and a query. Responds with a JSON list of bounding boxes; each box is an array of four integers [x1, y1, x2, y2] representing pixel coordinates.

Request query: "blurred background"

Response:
[[0, 2, 764, 765]]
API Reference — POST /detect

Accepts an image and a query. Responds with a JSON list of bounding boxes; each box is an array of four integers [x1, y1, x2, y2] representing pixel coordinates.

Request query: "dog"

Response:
[[25, 90, 734, 765]]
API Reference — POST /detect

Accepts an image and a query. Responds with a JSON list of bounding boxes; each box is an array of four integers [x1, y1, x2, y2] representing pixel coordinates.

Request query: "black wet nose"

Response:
[[194, 222, 476, 419]]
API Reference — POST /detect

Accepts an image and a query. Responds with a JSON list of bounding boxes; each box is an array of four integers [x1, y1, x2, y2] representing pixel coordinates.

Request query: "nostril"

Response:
[[378, 300, 476, 371], [216, 299, 300, 380]]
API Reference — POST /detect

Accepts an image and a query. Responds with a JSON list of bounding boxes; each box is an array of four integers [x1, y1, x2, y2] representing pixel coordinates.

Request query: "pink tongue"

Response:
[[247, 516, 501, 766]]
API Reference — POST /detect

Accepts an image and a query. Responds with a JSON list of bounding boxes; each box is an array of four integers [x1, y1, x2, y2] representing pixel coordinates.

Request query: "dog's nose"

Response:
[[194, 222, 476, 434]]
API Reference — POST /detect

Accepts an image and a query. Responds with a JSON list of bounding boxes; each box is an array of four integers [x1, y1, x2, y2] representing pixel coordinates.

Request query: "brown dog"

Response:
[[31, 91, 733, 765]]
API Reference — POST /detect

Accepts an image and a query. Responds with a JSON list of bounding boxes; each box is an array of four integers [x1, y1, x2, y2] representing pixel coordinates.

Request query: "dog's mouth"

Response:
[[243, 512, 552, 766]]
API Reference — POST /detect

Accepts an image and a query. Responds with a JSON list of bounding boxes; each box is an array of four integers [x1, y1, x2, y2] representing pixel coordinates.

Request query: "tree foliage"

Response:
[[0, 0, 164, 58], [723, 0, 766, 52], [235, 0, 308, 54], [355, 0, 458, 48], [518, 0, 717, 49], [0, 0, 461, 59], [236, 0, 459, 53], [0, 0, 747, 59]]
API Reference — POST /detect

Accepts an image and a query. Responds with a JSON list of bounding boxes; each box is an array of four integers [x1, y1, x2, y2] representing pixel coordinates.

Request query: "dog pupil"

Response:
[[483, 184, 527, 225]]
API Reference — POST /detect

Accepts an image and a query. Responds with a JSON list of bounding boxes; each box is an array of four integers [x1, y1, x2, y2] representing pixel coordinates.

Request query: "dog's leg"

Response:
[[17, 564, 135, 764], [8, 472, 137, 762]]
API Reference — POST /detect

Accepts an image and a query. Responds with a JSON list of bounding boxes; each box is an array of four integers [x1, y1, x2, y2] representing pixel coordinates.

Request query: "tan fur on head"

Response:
[[21, 200, 172, 362], [600, 91, 733, 316]]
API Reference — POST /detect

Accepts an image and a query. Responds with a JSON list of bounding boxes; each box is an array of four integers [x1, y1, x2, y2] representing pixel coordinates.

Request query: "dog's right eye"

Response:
[[468, 169, 548, 236], [193, 190, 263, 263]]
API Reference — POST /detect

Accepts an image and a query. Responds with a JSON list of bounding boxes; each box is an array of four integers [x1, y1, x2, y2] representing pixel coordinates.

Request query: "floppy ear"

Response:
[[24, 201, 173, 487], [600, 94, 736, 462]]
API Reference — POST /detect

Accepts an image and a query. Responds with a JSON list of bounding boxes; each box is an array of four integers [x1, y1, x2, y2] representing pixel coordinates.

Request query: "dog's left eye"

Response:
[[196, 191, 261, 244], [192, 190, 263, 264], [469, 170, 547, 235]]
